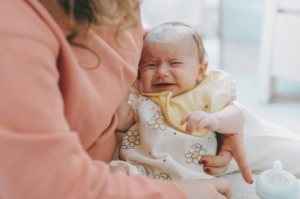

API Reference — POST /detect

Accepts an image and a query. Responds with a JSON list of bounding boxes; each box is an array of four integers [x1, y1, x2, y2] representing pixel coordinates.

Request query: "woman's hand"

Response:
[[173, 178, 231, 199], [199, 131, 253, 184]]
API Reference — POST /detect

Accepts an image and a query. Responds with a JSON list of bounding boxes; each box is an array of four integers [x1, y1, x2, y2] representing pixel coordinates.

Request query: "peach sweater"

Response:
[[0, 0, 185, 198]]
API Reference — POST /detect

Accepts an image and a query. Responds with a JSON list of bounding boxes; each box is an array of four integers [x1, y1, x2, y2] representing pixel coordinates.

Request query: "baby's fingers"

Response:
[[195, 119, 209, 131], [185, 115, 205, 134], [180, 112, 194, 126]]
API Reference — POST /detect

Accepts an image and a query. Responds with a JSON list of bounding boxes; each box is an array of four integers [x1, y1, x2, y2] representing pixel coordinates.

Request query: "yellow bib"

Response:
[[141, 70, 232, 137]]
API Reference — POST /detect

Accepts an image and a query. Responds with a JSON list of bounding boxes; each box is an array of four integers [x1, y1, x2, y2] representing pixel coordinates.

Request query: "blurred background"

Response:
[[140, 0, 300, 133]]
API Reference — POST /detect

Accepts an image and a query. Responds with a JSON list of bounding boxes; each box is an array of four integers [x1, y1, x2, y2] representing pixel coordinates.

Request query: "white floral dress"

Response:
[[117, 94, 215, 181], [111, 82, 237, 181]]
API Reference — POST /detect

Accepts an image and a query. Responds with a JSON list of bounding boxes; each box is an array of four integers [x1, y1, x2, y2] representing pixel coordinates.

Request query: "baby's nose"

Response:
[[156, 65, 170, 78], [156, 72, 170, 78]]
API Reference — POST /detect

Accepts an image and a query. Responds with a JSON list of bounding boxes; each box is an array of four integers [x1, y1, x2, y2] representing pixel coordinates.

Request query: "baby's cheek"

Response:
[[139, 72, 153, 90], [179, 77, 197, 91], [139, 79, 149, 92]]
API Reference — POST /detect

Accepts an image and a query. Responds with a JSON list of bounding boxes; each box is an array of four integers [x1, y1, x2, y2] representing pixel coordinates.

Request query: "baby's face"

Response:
[[139, 35, 206, 97]]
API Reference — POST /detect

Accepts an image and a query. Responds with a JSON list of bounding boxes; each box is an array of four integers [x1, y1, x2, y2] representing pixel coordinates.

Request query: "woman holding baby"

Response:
[[4, 0, 299, 198]]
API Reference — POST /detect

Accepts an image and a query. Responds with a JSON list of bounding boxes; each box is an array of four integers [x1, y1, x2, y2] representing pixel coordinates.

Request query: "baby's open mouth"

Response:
[[154, 83, 174, 86], [153, 83, 176, 90]]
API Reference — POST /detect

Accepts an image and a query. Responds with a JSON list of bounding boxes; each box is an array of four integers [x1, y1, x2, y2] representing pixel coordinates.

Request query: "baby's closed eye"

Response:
[[170, 62, 182, 65], [146, 63, 157, 67]]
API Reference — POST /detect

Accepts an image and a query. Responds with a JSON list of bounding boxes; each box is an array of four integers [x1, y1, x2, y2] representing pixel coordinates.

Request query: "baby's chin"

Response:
[[141, 88, 182, 97], [140, 87, 163, 94]]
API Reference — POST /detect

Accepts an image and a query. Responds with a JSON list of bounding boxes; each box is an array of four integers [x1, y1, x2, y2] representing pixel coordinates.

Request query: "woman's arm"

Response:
[[0, 1, 185, 198], [174, 178, 231, 199]]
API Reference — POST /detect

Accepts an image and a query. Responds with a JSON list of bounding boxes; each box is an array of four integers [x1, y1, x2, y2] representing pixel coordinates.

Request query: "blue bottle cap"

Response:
[[255, 160, 300, 199]]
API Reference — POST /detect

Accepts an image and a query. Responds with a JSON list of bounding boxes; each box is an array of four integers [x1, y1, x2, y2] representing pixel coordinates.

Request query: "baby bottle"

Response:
[[255, 160, 300, 199]]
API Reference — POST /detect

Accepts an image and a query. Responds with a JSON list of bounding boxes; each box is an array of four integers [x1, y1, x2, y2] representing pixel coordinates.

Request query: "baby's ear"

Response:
[[202, 61, 208, 71], [197, 61, 208, 81]]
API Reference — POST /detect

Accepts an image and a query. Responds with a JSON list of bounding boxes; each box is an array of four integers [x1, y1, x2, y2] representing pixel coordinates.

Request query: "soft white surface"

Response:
[[219, 172, 260, 199], [219, 172, 300, 199]]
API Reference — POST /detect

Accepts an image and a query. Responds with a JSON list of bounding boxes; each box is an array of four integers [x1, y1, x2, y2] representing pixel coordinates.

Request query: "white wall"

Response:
[[140, 0, 220, 38]]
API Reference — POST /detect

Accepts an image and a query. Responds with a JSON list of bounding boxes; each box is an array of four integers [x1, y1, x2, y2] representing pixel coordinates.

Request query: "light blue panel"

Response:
[[222, 0, 265, 43]]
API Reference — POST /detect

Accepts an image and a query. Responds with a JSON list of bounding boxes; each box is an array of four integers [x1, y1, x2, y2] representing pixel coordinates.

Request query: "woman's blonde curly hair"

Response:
[[41, 0, 140, 69]]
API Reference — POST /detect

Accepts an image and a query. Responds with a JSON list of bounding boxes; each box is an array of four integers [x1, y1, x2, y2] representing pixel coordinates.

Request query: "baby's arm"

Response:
[[213, 104, 245, 133], [180, 104, 244, 134], [181, 104, 253, 184], [116, 92, 135, 132]]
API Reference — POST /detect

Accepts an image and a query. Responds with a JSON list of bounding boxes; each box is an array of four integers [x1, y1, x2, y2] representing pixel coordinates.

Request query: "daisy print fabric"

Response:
[[119, 93, 218, 181], [147, 110, 168, 130], [185, 143, 207, 164], [122, 129, 140, 149], [155, 173, 172, 181]]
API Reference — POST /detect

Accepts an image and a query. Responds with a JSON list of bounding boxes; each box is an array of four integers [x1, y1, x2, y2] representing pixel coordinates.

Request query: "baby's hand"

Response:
[[180, 111, 220, 134], [109, 165, 128, 175]]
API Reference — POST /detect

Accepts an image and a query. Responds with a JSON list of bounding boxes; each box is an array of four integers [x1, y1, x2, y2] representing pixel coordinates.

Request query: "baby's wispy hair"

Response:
[[143, 22, 207, 64]]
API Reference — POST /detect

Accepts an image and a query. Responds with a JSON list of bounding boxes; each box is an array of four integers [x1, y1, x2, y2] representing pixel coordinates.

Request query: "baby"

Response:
[[113, 22, 249, 182]]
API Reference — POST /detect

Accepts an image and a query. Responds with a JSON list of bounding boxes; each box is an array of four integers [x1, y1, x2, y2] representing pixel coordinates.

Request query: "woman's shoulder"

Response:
[[0, 0, 60, 55]]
